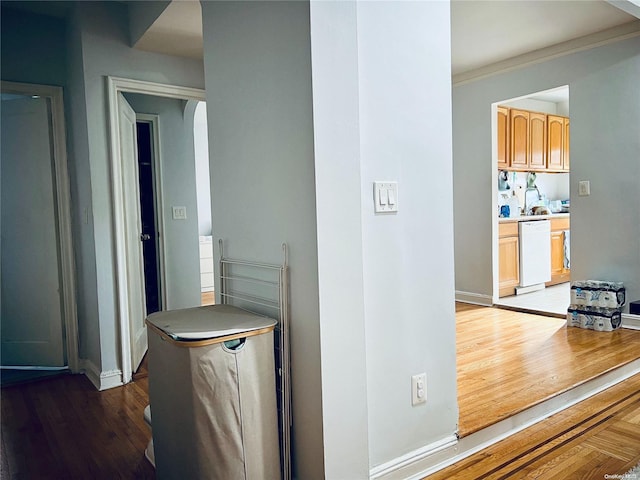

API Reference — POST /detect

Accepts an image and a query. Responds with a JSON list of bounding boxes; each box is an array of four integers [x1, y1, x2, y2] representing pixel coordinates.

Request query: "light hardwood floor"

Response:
[[2, 304, 638, 478], [426, 371, 640, 479], [456, 302, 640, 436], [201, 291, 215, 306]]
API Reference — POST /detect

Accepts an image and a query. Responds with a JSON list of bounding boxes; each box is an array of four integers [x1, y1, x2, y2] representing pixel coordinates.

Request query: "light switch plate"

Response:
[[374, 181, 398, 213], [172, 206, 187, 220], [578, 180, 590, 196]]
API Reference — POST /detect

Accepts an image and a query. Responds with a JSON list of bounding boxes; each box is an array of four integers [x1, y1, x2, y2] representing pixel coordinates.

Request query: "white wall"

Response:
[[505, 172, 570, 202], [356, 1, 458, 468], [200, 2, 324, 478], [454, 35, 640, 309], [309, 1, 369, 477], [193, 101, 212, 236], [122, 93, 201, 310]]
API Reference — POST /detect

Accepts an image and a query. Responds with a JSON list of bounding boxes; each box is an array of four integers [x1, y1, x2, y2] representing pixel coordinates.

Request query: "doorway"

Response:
[[135, 120, 162, 316], [492, 85, 571, 317], [108, 77, 206, 384], [0, 81, 78, 376]]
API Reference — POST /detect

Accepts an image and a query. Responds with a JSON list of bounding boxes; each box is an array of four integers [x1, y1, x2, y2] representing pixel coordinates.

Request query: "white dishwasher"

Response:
[[519, 220, 551, 288]]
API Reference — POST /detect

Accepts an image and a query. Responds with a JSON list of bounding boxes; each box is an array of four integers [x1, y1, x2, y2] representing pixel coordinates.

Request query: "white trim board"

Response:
[[371, 357, 640, 480], [81, 359, 123, 391], [623, 313, 640, 330], [369, 435, 458, 480], [455, 291, 493, 306], [0, 81, 80, 374], [107, 77, 206, 385]]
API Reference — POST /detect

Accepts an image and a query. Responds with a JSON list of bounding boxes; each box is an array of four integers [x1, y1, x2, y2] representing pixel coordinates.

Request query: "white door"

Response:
[[1, 96, 65, 366], [118, 93, 147, 372]]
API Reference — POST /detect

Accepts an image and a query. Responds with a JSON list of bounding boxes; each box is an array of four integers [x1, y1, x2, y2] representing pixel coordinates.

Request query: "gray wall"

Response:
[[122, 93, 201, 310], [0, 5, 101, 364], [66, 1, 205, 373], [200, 2, 324, 478], [453, 35, 640, 309], [2, 3, 206, 373], [0, 7, 67, 86]]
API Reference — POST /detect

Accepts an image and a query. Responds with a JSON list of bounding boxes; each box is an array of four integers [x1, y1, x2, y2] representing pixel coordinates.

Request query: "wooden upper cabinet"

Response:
[[510, 109, 530, 169], [498, 107, 570, 173], [547, 115, 564, 171], [563, 118, 570, 171], [497, 106, 510, 170], [529, 112, 547, 170]]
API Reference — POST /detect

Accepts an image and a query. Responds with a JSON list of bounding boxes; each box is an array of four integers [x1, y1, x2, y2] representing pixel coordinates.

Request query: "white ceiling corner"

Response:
[[133, 0, 203, 60]]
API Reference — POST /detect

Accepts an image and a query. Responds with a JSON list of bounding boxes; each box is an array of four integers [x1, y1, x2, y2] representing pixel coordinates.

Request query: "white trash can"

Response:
[[146, 304, 281, 480]]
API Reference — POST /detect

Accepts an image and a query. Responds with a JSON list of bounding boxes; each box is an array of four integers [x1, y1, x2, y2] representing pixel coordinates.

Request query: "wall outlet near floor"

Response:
[[411, 373, 427, 406]]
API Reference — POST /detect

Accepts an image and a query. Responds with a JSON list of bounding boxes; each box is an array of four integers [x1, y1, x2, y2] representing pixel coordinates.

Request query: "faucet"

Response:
[[524, 186, 542, 215]]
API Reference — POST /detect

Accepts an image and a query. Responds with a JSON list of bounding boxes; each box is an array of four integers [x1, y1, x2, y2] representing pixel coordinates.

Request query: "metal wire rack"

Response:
[[218, 239, 292, 480]]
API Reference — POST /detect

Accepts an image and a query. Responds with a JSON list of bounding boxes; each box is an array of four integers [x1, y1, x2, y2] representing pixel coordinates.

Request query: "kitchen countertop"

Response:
[[499, 212, 570, 223]]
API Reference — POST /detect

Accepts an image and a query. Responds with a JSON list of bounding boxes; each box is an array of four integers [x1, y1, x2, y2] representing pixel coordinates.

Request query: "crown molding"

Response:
[[453, 20, 640, 87]]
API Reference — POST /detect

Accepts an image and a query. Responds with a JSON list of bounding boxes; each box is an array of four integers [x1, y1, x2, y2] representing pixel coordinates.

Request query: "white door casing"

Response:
[[118, 93, 148, 372], [107, 77, 206, 384], [0, 81, 79, 372]]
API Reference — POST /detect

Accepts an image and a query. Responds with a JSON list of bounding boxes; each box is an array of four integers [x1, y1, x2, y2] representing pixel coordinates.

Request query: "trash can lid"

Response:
[[146, 304, 277, 343]]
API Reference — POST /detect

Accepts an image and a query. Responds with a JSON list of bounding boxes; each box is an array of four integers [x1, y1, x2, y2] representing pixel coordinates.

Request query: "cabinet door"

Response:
[[547, 115, 564, 171], [563, 118, 570, 171], [550, 231, 565, 277], [510, 109, 529, 169], [529, 112, 546, 170], [499, 236, 520, 296], [497, 106, 509, 170]]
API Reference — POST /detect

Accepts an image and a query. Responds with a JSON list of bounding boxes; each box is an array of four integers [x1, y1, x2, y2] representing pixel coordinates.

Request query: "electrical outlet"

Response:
[[578, 180, 590, 196], [411, 373, 427, 406]]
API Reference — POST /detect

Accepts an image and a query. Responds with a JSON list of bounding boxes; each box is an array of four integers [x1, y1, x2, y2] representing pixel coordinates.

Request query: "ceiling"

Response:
[[3, 0, 639, 84], [134, 0, 640, 82], [450, 0, 638, 77]]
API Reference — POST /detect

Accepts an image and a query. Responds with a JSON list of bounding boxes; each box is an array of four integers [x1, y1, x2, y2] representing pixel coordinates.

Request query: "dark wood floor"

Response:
[[1, 371, 154, 479]]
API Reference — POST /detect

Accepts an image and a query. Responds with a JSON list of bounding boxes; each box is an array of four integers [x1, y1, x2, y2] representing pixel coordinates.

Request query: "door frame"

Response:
[[107, 77, 206, 384], [135, 113, 167, 312], [1, 81, 79, 372]]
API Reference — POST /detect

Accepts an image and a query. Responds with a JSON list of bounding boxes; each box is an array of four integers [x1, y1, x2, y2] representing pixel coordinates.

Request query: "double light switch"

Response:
[[374, 181, 399, 213]]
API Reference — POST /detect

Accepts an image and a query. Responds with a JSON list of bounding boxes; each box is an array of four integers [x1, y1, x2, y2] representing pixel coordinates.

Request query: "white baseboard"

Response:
[[81, 359, 123, 391], [455, 291, 493, 306], [515, 283, 545, 295], [623, 313, 640, 330], [369, 435, 458, 480], [373, 357, 640, 480]]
